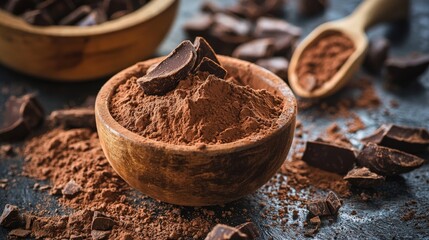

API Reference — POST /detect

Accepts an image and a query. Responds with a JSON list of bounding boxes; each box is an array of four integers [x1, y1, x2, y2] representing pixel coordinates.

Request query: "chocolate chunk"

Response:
[[194, 36, 220, 66], [91, 216, 115, 231], [201, 1, 223, 14], [22, 9, 54, 26], [205, 224, 248, 240], [9, 228, 31, 238], [298, 0, 329, 16], [91, 230, 111, 240], [78, 9, 108, 26], [256, 57, 289, 81], [361, 126, 386, 144], [253, 17, 302, 38], [325, 191, 341, 215], [344, 167, 385, 188], [137, 40, 197, 95], [357, 143, 425, 176], [59, 5, 92, 25], [226, 0, 285, 20], [302, 140, 357, 174], [232, 38, 275, 62], [385, 54, 429, 83], [37, 0, 76, 23], [62, 179, 82, 197], [102, 0, 133, 18], [213, 13, 252, 37], [195, 57, 227, 79], [304, 216, 321, 237], [0, 204, 22, 228], [363, 38, 390, 73], [110, 10, 130, 20], [5, 0, 37, 14], [271, 35, 295, 58], [235, 222, 259, 239], [307, 200, 331, 217], [49, 108, 96, 129], [183, 14, 213, 40]]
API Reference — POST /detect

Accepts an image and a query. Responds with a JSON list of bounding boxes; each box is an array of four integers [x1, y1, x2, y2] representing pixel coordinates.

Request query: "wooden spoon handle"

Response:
[[347, 0, 410, 31]]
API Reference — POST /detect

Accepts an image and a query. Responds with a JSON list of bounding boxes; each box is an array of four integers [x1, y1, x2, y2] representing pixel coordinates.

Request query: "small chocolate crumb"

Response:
[[62, 179, 82, 197], [385, 54, 429, 83]]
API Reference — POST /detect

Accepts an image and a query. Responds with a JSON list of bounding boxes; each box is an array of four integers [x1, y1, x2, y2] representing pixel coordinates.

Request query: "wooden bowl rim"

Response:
[[0, 0, 177, 36], [96, 55, 297, 154]]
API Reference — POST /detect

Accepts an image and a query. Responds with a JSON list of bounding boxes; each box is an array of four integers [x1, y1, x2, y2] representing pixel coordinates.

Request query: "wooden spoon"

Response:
[[288, 0, 409, 99]]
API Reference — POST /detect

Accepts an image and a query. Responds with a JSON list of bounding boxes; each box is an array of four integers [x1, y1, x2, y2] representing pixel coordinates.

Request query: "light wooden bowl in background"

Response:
[[0, 0, 178, 81], [95, 56, 297, 206]]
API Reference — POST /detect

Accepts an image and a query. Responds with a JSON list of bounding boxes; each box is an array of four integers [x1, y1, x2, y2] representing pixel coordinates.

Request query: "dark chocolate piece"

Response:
[[183, 14, 213, 40], [304, 216, 321, 237], [302, 140, 357, 174], [205, 224, 248, 240], [77, 9, 108, 26], [137, 40, 197, 95], [385, 54, 429, 83], [344, 167, 385, 188], [232, 38, 275, 62], [271, 35, 295, 58], [91, 230, 111, 240], [201, 1, 223, 14], [307, 200, 331, 217], [213, 13, 252, 37], [36, 0, 76, 23], [5, 0, 37, 14], [325, 191, 341, 215], [253, 17, 302, 38], [362, 124, 429, 153], [110, 9, 130, 20], [256, 57, 289, 81], [298, 0, 329, 16], [91, 216, 115, 231], [9, 229, 31, 238], [363, 38, 390, 73], [235, 222, 259, 239], [357, 143, 425, 176], [194, 36, 220, 67], [62, 179, 82, 197], [59, 5, 92, 25], [49, 108, 96, 129], [22, 10, 54, 26], [0, 204, 22, 228], [226, 0, 285, 20], [102, 0, 133, 18], [195, 57, 227, 79]]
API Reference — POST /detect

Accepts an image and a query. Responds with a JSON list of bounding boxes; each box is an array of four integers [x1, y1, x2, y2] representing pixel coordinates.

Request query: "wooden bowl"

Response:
[[0, 0, 178, 82], [95, 56, 297, 206]]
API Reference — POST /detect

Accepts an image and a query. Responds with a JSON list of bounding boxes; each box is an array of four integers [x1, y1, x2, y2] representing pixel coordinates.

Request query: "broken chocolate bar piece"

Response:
[[5, 0, 37, 14], [362, 124, 429, 153], [298, 0, 329, 16], [213, 13, 252, 37], [302, 140, 357, 174], [102, 0, 133, 19], [59, 5, 92, 25], [195, 57, 227, 79], [36, 0, 76, 23], [91, 215, 115, 231], [253, 17, 302, 38], [49, 108, 96, 129], [344, 167, 385, 188], [325, 191, 341, 215], [357, 143, 425, 176], [22, 10, 54, 26], [363, 38, 390, 73], [226, 0, 285, 20], [205, 224, 248, 240], [256, 57, 289, 81], [307, 200, 331, 217], [91, 230, 111, 240], [235, 222, 259, 239], [77, 9, 108, 26], [137, 40, 197, 95], [0, 204, 22, 228], [194, 36, 220, 66], [232, 38, 275, 63], [183, 14, 213, 40], [385, 54, 429, 83], [201, 1, 223, 14]]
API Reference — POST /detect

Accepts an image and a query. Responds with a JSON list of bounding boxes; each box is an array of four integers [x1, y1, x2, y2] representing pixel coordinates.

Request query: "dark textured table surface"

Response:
[[1, 0, 429, 239]]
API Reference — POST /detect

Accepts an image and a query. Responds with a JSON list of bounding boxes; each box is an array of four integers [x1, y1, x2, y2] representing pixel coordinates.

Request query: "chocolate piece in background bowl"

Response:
[[59, 5, 92, 25], [301, 140, 357, 174], [298, 0, 329, 17], [22, 9, 54, 26], [77, 8, 108, 26], [194, 57, 227, 79], [256, 57, 289, 81], [362, 124, 429, 153], [36, 0, 76, 23], [344, 167, 385, 188], [357, 143, 425, 176], [102, 0, 133, 19], [363, 38, 390, 73], [385, 54, 429, 84], [232, 38, 275, 62], [5, 0, 37, 15], [137, 40, 197, 95]]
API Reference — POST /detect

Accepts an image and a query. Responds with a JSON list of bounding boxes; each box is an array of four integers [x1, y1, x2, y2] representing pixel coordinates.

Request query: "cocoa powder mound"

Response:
[[110, 73, 284, 145], [296, 31, 355, 91]]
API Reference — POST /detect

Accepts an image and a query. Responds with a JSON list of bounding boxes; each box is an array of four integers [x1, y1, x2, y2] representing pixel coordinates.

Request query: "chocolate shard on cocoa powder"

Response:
[[183, 14, 213, 39], [302, 140, 357, 174], [48, 108, 96, 129], [253, 17, 302, 39], [325, 191, 341, 215], [235, 222, 259, 239], [363, 38, 390, 73], [344, 167, 385, 188], [0, 204, 22, 228], [298, 0, 329, 16], [194, 36, 220, 66], [205, 224, 248, 240], [8, 228, 31, 238], [307, 200, 331, 217], [91, 216, 115, 231], [59, 5, 92, 25], [195, 57, 227, 79], [357, 143, 425, 176], [256, 57, 289, 81], [362, 124, 429, 153], [91, 230, 111, 240], [62, 179, 82, 197], [232, 38, 275, 63], [137, 40, 197, 95], [385, 54, 429, 83]]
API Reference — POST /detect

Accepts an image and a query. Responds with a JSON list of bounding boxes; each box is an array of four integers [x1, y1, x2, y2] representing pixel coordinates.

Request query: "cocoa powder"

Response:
[[296, 31, 355, 91], [110, 72, 284, 145]]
